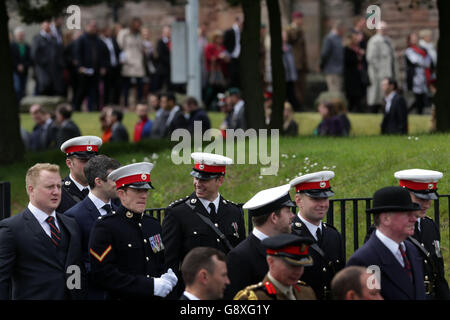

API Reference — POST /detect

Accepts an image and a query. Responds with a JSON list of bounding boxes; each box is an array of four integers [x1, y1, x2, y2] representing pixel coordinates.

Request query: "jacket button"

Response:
[[138, 223, 142, 227], [217, 238, 220, 242], [128, 244, 132, 247], [193, 231, 197, 235], [146, 257, 149, 261], [323, 267, 326, 272], [144, 239, 147, 243], [214, 223, 219, 227], [146, 275, 150, 278]]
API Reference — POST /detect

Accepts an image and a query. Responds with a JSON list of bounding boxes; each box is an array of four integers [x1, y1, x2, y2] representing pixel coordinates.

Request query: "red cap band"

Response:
[[194, 163, 226, 173], [266, 245, 309, 256], [65, 145, 98, 154], [295, 181, 330, 192], [115, 173, 151, 189], [399, 180, 437, 191]]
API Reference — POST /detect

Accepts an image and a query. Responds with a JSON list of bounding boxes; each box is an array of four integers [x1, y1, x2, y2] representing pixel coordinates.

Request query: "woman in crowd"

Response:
[[314, 101, 346, 136]]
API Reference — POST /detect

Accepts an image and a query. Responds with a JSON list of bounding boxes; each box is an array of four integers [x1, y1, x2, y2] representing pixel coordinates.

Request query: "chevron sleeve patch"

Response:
[[90, 245, 112, 262]]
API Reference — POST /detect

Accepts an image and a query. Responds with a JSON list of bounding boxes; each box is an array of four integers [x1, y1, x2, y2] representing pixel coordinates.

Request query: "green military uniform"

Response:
[[234, 274, 316, 300]]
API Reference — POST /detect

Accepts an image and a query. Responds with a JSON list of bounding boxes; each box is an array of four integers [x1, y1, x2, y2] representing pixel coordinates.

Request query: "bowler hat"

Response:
[[366, 186, 421, 214]]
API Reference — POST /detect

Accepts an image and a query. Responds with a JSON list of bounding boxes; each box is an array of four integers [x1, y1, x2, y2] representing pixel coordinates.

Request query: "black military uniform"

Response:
[[225, 183, 297, 300], [162, 192, 245, 272], [57, 136, 103, 213], [89, 205, 165, 299], [395, 168, 449, 299], [57, 175, 88, 213], [289, 170, 345, 300], [292, 216, 345, 300], [409, 216, 450, 299]]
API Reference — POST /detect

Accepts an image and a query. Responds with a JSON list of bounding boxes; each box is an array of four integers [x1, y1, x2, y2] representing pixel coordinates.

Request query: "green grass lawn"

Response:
[[6, 111, 449, 279]]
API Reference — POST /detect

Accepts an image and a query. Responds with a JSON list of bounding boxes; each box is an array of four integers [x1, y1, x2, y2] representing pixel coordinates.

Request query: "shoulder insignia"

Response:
[[64, 180, 71, 186], [168, 196, 189, 208], [234, 288, 259, 300], [297, 280, 309, 287], [264, 281, 277, 295], [323, 222, 338, 231]]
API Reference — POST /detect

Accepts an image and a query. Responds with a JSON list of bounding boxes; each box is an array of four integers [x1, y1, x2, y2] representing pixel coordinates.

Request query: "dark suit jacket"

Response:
[[164, 108, 188, 138], [347, 232, 426, 300], [224, 232, 267, 300], [110, 122, 129, 142], [381, 92, 408, 135], [56, 119, 81, 148], [179, 294, 190, 300], [0, 209, 86, 300], [223, 27, 237, 56]]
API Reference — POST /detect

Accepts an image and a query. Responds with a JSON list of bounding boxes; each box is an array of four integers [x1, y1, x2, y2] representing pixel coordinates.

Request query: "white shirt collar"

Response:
[[233, 100, 244, 116], [416, 217, 421, 231], [375, 229, 406, 267], [69, 173, 90, 192], [199, 193, 221, 214], [28, 202, 56, 224], [384, 91, 396, 113], [252, 227, 269, 241], [297, 214, 322, 241], [88, 192, 111, 215], [183, 291, 200, 300]]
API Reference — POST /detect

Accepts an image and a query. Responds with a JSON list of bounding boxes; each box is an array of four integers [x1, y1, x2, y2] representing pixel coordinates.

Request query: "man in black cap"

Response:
[[347, 186, 426, 300], [234, 234, 316, 300], [225, 184, 295, 299], [162, 152, 246, 298], [88, 162, 178, 299], [289, 171, 345, 300], [57, 136, 103, 213]]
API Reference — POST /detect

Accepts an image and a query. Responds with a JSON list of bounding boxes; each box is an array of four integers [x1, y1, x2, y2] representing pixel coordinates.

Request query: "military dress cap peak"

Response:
[[394, 169, 443, 200], [366, 186, 421, 214], [60, 135, 102, 159], [190, 152, 233, 180], [243, 184, 295, 217], [108, 162, 154, 190], [262, 234, 313, 266], [289, 171, 335, 198]]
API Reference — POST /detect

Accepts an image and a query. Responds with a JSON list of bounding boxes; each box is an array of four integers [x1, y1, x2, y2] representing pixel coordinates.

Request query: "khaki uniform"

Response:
[[234, 274, 316, 300]]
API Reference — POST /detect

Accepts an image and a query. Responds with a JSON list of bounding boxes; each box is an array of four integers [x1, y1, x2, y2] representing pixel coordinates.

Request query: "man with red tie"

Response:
[[347, 186, 426, 300]]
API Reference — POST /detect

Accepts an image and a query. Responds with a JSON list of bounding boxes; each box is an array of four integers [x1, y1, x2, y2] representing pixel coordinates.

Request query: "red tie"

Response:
[[46, 216, 61, 246], [399, 244, 412, 281]]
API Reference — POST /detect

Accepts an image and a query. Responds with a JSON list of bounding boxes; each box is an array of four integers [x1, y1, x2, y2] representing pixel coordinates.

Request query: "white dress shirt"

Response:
[[252, 228, 269, 241], [297, 214, 322, 241], [182, 291, 200, 300], [384, 91, 396, 114], [88, 192, 112, 216], [375, 229, 406, 267], [28, 202, 59, 238], [69, 173, 90, 193], [199, 194, 221, 215], [268, 273, 295, 300]]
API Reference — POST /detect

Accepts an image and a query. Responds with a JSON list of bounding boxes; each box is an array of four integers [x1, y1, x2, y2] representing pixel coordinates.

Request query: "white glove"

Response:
[[153, 277, 172, 297], [161, 268, 178, 287]]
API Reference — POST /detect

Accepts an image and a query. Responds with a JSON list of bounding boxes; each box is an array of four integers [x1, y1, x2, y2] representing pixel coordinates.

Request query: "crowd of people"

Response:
[[11, 12, 437, 122], [0, 141, 447, 300]]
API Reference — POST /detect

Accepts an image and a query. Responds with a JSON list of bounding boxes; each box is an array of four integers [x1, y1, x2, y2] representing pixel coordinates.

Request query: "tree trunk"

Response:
[[267, 0, 285, 130], [434, 0, 450, 132], [240, 0, 265, 130], [0, 1, 24, 164]]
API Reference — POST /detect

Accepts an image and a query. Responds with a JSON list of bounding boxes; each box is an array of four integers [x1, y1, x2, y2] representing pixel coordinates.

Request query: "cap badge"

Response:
[[199, 164, 204, 170], [141, 174, 147, 181], [320, 181, 326, 188], [86, 145, 93, 151], [428, 183, 434, 190]]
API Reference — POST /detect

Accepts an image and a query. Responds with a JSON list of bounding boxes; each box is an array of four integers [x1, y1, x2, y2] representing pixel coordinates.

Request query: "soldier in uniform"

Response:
[[57, 136, 103, 213], [289, 171, 345, 300], [162, 152, 246, 297], [88, 162, 178, 299], [225, 184, 295, 299], [234, 233, 316, 300], [395, 169, 450, 300]]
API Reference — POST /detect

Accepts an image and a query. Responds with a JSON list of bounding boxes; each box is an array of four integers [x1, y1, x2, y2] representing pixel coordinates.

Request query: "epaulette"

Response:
[[323, 222, 338, 231], [168, 196, 190, 208], [296, 280, 309, 287], [233, 282, 264, 300], [221, 198, 240, 207], [96, 212, 116, 221]]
